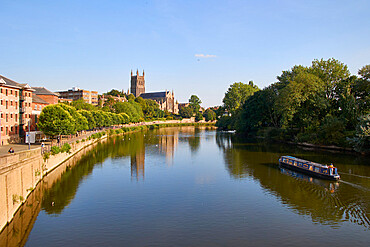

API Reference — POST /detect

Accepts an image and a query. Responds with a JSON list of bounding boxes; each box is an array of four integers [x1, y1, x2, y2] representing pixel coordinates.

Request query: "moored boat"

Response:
[[279, 156, 340, 180]]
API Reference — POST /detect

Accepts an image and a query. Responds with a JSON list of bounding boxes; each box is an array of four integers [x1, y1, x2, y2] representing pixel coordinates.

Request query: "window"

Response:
[[6, 114, 8, 122], [34, 105, 37, 110], [10, 114, 13, 119], [0, 113, 2, 118], [10, 101, 13, 106], [6, 89, 8, 96], [10, 90, 13, 95], [15, 126, 18, 134], [15, 91, 18, 97], [6, 127, 8, 135], [39, 105, 42, 110], [11, 126, 13, 132], [15, 114, 17, 120], [6, 101, 8, 109], [1, 100, 2, 105]]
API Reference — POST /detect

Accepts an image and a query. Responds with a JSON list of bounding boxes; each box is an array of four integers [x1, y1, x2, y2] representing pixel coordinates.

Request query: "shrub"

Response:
[[82, 139, 86, 142], [51, 146, 61, 155], [76, 140, 80, 144], [61, 143, 72, 153], [43, 152, 50, 161]]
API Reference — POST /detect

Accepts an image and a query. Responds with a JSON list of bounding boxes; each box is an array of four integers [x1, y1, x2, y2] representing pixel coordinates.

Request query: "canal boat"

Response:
[[279, 156, 340, 180]]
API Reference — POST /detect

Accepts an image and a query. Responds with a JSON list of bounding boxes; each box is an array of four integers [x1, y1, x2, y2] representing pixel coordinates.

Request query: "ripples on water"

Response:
[[1, 127, 369, 246]]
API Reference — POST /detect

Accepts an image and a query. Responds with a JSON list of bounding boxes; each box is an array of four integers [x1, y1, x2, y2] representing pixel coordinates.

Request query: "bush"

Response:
[[43, 152, 50, 161], [82, 139, 86, 142], [51, 146, 61, 155], [76, 140, 80, 144], [61, 143, 72, 153]]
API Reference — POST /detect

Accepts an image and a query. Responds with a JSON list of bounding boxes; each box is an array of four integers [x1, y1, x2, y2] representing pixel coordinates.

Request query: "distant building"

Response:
[[32, 87, 59, 105], [130, 70, 145, 98], [140, 91, 178, 114], [0, 75, 34, 145], [178, 103, 190, 110], [56, 87, 98, 105], [130, 70, 179, 114]]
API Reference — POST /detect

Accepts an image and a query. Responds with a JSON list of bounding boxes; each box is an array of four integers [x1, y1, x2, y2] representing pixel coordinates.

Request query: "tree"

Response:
[[189, 95, 202, 113], [203, 109, 216, 122], [78, 110, 96, 130], [106, 89, 124, 97], [38, 105, 75, 136], [195, 111, 203, 122], [310, 58, 350, 100], [222, 81, 259, 115], [179, 106, 193, 118], [59, 104, 88, 132], [71, 99, 96, 111], [127, 94, 135, 102]]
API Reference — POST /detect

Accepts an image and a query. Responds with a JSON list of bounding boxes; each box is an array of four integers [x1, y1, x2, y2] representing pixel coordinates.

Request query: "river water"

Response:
[[2, 127, 370, 246]]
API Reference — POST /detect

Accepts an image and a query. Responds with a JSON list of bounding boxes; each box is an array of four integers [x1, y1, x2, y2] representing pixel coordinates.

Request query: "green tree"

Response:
[[71, 99, 96, 111], [59, 104, 88, 132], [195, 111, 203, 122], [189, 95, 202, 113], [203, 109, 216, 122], [222, 81, 259, 115], [179, 106, 193, 118], [38, 105, 75, 136], [106, 89, 124, 97], [78, 110, 96, 130]]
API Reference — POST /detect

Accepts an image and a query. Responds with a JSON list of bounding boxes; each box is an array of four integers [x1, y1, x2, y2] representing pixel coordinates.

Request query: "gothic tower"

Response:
[[130, 69, 145, 97]]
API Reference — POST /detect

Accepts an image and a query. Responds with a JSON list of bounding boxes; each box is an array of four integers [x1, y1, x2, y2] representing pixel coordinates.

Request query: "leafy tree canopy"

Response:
[[222, 81, 259, 115]]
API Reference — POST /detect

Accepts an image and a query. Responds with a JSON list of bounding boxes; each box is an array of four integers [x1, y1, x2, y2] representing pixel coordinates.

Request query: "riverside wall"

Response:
[[0, 136, 107, 233]]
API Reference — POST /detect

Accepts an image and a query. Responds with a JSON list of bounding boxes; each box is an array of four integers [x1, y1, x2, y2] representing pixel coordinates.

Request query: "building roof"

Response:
[[140, 91, 168, 99], [32, 93, 49, 104], [32, 87, 59, 96], [0, 75, 34, 91]]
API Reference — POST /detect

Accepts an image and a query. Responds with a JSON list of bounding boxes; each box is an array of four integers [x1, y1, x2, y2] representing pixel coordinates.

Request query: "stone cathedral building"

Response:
[[130, 70, 179, 114]]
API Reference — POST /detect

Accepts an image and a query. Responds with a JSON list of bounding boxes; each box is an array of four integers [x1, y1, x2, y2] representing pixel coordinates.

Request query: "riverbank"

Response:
[[0, 120, 215, 232]]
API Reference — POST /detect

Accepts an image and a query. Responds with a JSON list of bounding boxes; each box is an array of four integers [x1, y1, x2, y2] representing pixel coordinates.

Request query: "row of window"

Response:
[[1, 126, 19, 135], [34, 105, 44, 111], [0, 113, 30, 120], [0, 88, 32, 97], [0, 100, 32, 108]]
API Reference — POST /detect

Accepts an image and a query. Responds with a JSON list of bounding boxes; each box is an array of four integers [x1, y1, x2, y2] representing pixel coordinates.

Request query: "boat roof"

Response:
[[281, 156, 329, 168]]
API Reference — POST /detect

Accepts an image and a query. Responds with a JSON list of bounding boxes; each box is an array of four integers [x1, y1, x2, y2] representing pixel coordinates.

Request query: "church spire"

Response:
[[131, 70, 133, 76], [136, 69, 139, 76]]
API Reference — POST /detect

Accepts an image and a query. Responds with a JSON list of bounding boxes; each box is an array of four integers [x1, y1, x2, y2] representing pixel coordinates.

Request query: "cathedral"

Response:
[[130, 70, 179, 114]]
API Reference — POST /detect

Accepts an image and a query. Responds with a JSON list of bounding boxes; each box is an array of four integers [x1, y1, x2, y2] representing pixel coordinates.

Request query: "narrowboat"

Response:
[[279, 156, 340, 180]]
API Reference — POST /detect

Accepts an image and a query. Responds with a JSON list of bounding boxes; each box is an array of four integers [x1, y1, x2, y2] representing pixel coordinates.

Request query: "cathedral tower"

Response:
[[130, 69, 145, 97]]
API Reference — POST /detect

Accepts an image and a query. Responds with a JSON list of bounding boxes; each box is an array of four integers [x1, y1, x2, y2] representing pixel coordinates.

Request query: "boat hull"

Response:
[[279, 162, 340, 181]]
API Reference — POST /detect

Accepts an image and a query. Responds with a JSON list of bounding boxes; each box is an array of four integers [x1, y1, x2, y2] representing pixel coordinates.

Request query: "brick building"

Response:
[[56, 87, 98, 105], [32, 87, 59, 104], [0, 75, 34, 145]]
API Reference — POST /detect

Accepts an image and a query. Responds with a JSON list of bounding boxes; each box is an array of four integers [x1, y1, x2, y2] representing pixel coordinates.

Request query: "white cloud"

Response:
[[195, 54, 217, 58]]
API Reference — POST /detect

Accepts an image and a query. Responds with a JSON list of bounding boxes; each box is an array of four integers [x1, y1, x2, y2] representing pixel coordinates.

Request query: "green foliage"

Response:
[[60, 141, 71, 153], [43, 152, 50, 161], [352, 114, 370, 153], [203, 109, 216, 122], [59, 104, 88, 132], [179, 106, 193, 118], [217, 58, 370, 152], [51, 146, 61, 155], [195, 112, 203, 122], [38, 104, 76, 136], [71, 99, 96, 111], [106, 89, 125, 97], [223, 81, 259, 115], [79, 110, 96, 130], [189, 95, 202, 113]]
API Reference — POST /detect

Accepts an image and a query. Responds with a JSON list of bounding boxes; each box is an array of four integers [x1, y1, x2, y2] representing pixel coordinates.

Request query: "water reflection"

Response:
[[216, 132, 370, 230]]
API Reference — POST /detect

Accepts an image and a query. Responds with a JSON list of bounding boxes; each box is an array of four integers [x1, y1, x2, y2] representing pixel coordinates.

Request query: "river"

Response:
[[1, 127, 369, 246]]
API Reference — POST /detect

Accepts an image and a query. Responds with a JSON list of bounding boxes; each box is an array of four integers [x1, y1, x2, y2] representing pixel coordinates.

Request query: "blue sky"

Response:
[[1, 0, 369, 107]]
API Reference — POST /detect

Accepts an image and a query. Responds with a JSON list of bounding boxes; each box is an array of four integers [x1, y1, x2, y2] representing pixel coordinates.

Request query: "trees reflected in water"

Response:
[[215, 132, 370, 230]]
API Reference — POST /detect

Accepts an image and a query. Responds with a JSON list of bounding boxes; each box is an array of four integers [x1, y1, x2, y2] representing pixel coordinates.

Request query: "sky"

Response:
[[1, 0, 369, 107]]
